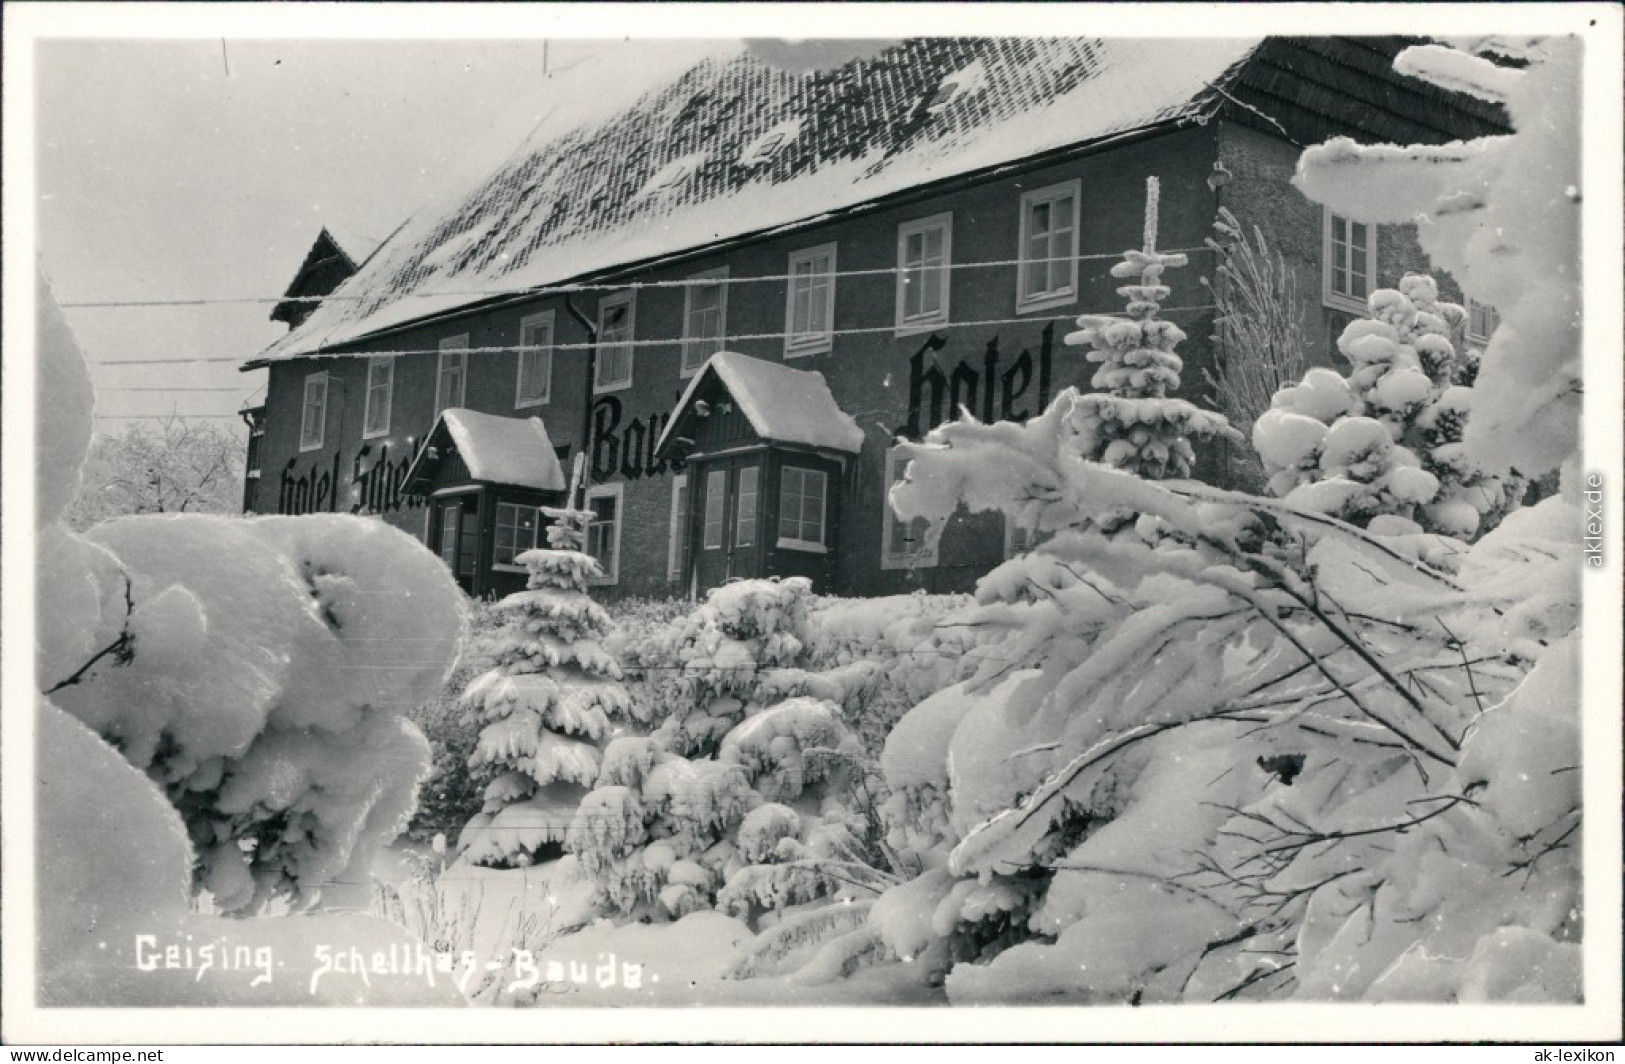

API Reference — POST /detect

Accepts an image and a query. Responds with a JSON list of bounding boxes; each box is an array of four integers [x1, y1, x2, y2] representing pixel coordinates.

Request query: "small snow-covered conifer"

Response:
[[1064, 177, 1238, 482], [457, 531, 637, 868], [567, 577, 885, 924]]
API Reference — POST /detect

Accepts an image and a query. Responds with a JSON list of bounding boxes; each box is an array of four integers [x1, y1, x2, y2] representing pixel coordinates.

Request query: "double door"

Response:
[[434, 494, 480, 594], [693, 456, 762, 594]]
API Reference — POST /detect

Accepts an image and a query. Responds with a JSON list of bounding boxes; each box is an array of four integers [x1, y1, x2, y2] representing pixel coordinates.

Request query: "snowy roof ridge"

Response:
[[247, 37, 1265, 367], [658, 350, 865, 455], [406, 407, 567, 491]]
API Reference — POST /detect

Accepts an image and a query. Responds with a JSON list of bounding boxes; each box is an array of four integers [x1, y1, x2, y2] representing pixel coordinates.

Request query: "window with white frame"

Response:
[[667, 474, 689, 581], [584, 483, 624, 582], [682, 269, 728, 377], [777, 466, 827, 551], [436, 335, 468, 416], [362, 356, 395, 439], [881, 447, 936, 569], [1323, 209, 1375, 314], [300, 373, 328, 451], [493, 502, 544, 568], [1017, 179, 1080, 313], [784, 243, 836, 357], [1467, 299, 1501, 344], [896, 214, 952, 333], [595, 293, 635, 392], [516, 311, 554, 408]]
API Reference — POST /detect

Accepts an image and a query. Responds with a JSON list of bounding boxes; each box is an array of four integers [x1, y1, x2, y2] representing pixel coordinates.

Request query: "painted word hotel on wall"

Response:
[[904, 322, 1056, 438], [277, 439, 425, 516]]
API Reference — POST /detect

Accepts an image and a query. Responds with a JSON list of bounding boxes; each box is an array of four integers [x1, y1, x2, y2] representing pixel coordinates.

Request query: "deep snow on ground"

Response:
[[365, 845, 946, 1006]]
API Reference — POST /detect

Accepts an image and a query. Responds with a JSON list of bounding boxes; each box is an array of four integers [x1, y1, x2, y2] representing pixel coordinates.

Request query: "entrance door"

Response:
[[434, 494, 481, 594], [693, 457, 762, 594]]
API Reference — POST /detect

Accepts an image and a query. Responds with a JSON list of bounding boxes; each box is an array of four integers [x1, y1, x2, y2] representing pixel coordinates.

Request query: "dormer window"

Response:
[[925, 59, 987, 113], [738, 119, 804, 168], [638, 153, 707, 198]]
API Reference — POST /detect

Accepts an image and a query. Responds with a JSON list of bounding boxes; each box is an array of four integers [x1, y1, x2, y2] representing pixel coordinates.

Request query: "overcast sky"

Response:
[[35, 35, 618, 432]]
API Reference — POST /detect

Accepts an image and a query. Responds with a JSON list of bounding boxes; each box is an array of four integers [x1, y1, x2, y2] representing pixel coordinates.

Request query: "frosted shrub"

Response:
[[567, 578, 898, 941], [35, 274, 467, 1004], [1254, 273, 1523, 540]]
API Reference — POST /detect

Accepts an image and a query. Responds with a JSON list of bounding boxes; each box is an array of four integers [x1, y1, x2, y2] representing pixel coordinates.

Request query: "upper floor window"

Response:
[[493, 502, 543, 568], [777, 465, 828, 552], [1467, 299, 1501, 344], [785, 243, 837, 358], [596, 293, 635, 393], [362, 356, 394, 439], [682, 269, 728, 377], [896, 213, 953, 333], [881, 447, 936, 570], [1323, 209, 1375, 314], [584, 482, 624, 583], [1017, 179, 1080, 313], [300, 373, 328, 451], [436, 335, 468, 416], [516, 311, 554, 408]]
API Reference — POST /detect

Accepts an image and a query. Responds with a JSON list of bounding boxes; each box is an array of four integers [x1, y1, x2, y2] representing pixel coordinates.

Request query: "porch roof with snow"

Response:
[[403, 407, 567, 492], [656, 351, 864, 458], [243, 36, 1509, 370]]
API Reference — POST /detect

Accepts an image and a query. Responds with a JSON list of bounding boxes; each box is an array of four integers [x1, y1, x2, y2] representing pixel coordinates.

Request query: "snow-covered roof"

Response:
[[247, 37, 1265, 367], [406, 407, 566, 491], [326, 228, 383, 270], [658, 351, 864, 455]]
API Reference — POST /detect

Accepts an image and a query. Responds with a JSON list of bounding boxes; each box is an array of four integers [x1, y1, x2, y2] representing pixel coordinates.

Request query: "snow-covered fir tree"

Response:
[[1254, 272, 1523, 540], [1063, 177, 1238, 482], [567, 578, 891, 930], [458, 512, 638, 868]]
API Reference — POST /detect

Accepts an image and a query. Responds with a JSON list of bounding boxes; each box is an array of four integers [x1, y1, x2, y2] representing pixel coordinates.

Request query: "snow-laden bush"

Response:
[[876, 386, 1570, 1003], [567, 578, 901, 943], [801, 590, 986, 755], [1295, 38, 1580, 481], [1254, 273, 1523, 540], [456, 546, 639, 868], [34, 274, 467, 1002]]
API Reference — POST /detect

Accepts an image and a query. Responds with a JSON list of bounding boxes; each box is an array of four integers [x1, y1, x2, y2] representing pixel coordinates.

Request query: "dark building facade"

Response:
[[242, 37, 1508, 601]]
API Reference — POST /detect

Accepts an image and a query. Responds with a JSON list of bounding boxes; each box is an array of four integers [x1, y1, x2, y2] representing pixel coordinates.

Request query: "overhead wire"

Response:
[[56, 246, 1219, 311], [86, 304, 1218, 369]]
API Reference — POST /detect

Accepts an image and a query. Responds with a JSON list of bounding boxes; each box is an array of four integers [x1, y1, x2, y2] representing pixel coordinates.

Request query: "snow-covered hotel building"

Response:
[[241, 37, 1507, 600]]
